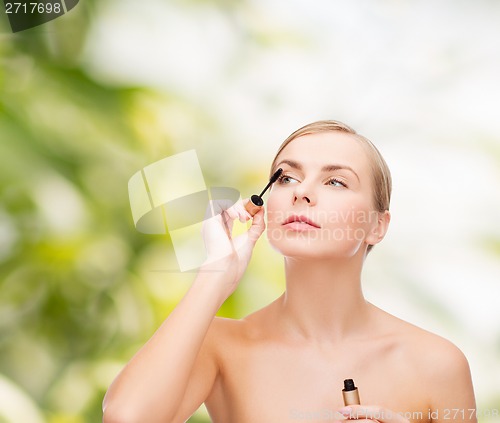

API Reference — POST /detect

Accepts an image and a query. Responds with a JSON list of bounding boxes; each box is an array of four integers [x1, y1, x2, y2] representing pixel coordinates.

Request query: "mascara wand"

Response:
[[244, 168, 283, 216]]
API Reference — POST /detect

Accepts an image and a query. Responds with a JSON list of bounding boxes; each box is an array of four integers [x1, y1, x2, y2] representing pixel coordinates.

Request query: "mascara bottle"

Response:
[[342, 379, 361, 406]]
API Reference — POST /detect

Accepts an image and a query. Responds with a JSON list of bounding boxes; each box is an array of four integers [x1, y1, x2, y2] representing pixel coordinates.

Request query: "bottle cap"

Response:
[[245, 195, 264, 216]]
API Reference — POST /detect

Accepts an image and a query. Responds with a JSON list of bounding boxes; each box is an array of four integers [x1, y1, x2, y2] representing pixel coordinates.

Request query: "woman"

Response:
[[103, 120, 477, 423]]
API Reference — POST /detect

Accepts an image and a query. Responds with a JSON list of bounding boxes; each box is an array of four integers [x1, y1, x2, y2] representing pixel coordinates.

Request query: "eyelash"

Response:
[[277, 173, 348, 188]]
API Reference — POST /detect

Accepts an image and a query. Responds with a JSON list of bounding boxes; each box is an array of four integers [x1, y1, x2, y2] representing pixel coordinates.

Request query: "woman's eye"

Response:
[[277, 174, 297, 184], [327, 178, 347, 188], [277, 174, 347, 187]]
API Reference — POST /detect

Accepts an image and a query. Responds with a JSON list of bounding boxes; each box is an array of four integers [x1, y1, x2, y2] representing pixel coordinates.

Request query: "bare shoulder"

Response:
[[203, 305, 277, 366], [374, 306, 474, 402], [392, 313, 475, 415], [208, 315, 246, 338], [209, 301, 276, 338], [392, 314, 468, 370], [408, 323, 472, 393], [203, 314, 263, 387], [205, 315, 252, 352]]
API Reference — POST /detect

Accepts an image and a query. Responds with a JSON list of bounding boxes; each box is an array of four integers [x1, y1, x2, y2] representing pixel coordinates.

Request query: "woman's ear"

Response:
[[366, 210, 391, 246]]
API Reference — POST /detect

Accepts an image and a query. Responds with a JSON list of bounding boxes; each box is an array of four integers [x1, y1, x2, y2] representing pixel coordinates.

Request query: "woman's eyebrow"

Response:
[[274, 159, 360, 182]]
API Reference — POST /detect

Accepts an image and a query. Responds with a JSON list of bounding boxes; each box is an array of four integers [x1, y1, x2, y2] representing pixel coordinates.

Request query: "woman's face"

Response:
[[266, 131, 383, 259]]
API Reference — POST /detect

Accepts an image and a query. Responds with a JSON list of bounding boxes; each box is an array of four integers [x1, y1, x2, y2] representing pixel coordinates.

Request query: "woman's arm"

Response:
[[102, 200, 265, 423], [102, 274, 227, 423]]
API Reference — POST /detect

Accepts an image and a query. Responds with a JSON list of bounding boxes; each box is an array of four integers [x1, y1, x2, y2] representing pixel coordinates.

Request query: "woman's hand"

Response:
[[338, 405, 411, 423], [200, 197, 265, 297]]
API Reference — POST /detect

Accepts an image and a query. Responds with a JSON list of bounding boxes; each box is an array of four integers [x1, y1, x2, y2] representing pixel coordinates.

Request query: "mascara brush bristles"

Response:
[[258, 168, 283, 198]]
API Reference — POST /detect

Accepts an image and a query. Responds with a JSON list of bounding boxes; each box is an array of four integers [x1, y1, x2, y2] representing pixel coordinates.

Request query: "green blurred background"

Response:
[[1, 1, 499, 422]]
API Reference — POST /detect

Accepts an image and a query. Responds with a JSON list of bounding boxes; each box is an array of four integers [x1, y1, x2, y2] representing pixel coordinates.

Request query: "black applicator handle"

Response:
[[245, 168, 283, 216]]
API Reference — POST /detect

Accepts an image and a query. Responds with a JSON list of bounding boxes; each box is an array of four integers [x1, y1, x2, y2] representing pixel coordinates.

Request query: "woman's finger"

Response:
[[338, 405, 409, 423], [216, 198, 252, 235], [246, 206, 265, 244], [201, 200, 236, 259], [231, 200, 252, 222]]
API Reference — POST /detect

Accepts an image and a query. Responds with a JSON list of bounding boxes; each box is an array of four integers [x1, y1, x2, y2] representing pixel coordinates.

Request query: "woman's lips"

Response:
[[283, 214, 320, 229], [282, 214, 321, 229], [282, 221, 320, 231]]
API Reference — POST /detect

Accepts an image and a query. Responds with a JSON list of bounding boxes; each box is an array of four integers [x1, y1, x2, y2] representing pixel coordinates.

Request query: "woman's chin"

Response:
[[267, 238, 362, 260]]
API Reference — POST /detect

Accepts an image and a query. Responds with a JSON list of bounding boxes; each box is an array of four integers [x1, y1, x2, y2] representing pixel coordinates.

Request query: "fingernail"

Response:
[[338, 407, 352, 416]]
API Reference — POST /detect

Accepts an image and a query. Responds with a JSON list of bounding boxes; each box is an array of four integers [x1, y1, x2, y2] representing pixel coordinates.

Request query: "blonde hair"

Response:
[[269, 120, 392, 253]]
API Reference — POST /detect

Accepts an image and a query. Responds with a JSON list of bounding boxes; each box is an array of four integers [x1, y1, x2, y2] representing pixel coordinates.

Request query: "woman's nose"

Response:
[[294, 194, 311, 204], [292, 183, 316, 205]]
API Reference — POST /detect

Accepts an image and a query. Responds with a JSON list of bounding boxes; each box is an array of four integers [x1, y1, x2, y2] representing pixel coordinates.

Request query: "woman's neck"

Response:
[[276, 254, 371, 344]]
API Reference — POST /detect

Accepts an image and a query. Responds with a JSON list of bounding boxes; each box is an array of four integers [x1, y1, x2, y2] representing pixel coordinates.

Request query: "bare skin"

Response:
[[200, 300, 475, 423], [103, 131, 476, 423]]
